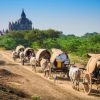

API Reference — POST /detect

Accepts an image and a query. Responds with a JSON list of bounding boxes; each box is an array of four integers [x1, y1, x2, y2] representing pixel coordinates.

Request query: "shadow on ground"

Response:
[[90, 89, 100, 97], [7, 63, 19, 66], [0, 61, 6, 65], [0, 84, 30, 100]]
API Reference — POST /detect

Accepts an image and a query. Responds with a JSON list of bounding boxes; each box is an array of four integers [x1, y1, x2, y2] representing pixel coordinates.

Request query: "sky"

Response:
[[0, 0, 100, 36]]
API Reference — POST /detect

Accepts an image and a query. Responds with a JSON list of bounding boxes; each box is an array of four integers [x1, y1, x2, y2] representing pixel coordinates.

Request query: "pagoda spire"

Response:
[[21, 9, 26, 18]]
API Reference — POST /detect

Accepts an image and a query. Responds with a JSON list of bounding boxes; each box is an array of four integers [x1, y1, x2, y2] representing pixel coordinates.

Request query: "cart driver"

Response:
[[92, 61, 100, 78]]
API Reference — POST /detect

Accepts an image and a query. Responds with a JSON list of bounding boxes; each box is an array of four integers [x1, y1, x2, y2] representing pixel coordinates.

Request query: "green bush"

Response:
[[32, 96, 41, 100], [0, 36, 16, 49]]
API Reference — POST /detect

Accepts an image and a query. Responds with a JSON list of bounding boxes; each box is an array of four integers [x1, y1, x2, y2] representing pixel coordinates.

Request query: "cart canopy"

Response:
[[16, 45, 24, 53], [86, 54, 100, 73], [36, 49, 51, 61], [88, 53, 100, 57], [50, 48, 69, 64], [24, 47, 35, 57]]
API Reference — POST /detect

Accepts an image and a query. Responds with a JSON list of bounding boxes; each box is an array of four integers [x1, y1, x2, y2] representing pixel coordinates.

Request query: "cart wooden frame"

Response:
[[83, 54, 100, 94]]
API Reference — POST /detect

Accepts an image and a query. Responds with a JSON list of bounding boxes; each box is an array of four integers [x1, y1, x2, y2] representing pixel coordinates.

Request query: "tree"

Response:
[[0, 36, 16, 49]]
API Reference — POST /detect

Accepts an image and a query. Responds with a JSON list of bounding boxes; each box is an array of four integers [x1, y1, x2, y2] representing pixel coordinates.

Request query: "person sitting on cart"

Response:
[[27, 50, 32, 60], [92, 61, 100, 79]]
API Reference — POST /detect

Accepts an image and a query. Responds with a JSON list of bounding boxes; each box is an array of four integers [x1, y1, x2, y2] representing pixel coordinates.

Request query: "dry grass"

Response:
[[69, 54, 88, 66], [0, 47, 6, 51]]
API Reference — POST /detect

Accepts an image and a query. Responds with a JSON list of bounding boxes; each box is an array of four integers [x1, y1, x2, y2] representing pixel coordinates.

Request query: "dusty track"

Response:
[[0, 51, 99, 100]]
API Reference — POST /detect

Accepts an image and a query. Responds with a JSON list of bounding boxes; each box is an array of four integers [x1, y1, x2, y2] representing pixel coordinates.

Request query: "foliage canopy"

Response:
[[0, 29, 100, 61]]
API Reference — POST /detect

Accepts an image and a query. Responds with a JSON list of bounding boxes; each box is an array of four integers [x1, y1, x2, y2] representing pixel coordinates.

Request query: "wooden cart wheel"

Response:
[[83, 74, 92, 94]]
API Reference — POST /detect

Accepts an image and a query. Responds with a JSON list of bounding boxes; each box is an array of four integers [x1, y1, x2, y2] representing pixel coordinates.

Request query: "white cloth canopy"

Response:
[[56, 53, 67, 62]]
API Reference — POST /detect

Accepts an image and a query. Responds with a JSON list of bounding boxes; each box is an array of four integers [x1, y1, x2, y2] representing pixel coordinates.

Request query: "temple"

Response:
[[9, 10, 32, 31]]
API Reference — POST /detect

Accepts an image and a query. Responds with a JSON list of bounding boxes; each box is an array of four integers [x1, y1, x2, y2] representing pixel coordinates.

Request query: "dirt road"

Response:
[[0, 51, 99, 100]]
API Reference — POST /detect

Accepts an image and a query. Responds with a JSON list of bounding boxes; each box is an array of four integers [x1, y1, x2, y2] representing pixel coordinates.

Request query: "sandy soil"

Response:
[[0, 51, 99, 100]]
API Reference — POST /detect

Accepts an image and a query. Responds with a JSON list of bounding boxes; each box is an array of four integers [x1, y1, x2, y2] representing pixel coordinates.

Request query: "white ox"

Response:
[[69, 66, 81, 90], [40, 58, 48, 71], [12, 51, 18, 61], [30, 57, 37, 72], [19, 51, 24, 60], [40, 58, 50, 77]]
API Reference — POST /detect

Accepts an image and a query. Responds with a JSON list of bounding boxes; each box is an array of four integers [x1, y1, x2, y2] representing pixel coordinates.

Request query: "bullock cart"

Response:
[[36, 49, 51, 66], [83, 54, 100, 94], [12, 45, 24, 61], [50, 49, 70, 79], [15, 45, 24, 57], [21, 47, 35, 65]]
